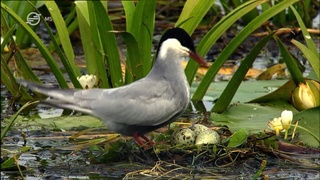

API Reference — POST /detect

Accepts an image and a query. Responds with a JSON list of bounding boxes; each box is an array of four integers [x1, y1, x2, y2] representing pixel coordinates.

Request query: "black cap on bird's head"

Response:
[[158, 28, 196, 53], [156, 27, 207, 66]]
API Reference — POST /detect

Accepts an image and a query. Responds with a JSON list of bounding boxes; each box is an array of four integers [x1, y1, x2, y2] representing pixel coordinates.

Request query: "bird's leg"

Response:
[[133, 132, 154, 147], [140, 134, 155, 145]]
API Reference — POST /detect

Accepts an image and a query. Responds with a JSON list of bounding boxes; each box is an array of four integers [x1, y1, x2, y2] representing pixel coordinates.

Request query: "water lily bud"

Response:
[[77, 74, 97, 89], [280, 110, 293, 130], [267, 117, 283, 136], [291, 80, 320, 111]]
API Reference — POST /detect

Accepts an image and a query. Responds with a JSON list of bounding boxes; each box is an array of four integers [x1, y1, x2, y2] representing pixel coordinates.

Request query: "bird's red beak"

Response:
[[189, 51, 208, 67]]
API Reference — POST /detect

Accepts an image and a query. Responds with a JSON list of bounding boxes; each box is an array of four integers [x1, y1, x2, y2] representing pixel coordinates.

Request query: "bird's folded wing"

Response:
[[74, 80, 183, 126], [18, 79, 184, 127]]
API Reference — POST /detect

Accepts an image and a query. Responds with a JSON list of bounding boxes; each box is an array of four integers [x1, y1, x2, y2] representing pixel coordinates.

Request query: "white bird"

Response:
[[18, 28, 206, 146]]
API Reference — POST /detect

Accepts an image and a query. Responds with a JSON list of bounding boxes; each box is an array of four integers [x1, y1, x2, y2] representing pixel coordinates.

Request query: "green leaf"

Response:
[[36, 2, 81, 88], [127, 0, 156, 76], [44, 1, 76, 65], [1, 101, 39, 141], [294, 107, 320, 148], [0, 27, 33, 100], [211, 32, 275, 113], [92, 1, 123, 87], [291, 39, 319, 80], [0, 6, 40, 83], [186, 0, 267, 86], [122, 1, 135, 32], [176, 0, 215, 34], [191, 79, 290, 104], [4, 115, 104, 131], [1, 146, 31, 169], [75, 1, 97, 74], [289, 5, 318, 54], [117, 31, 144, 83], [192, 0, 298, 100], [211, 102, 298, 134], [275, 36, 305, 86], [249, 79, 295, 103], [1, 2, 68, 88], [227, 128, 249, 148]]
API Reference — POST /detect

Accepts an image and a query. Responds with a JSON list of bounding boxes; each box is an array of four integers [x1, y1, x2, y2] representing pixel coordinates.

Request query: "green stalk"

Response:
[[274, 36, 305, 86], [1, 101, 39, 141], [192, 0, 299, 100], [127, 0, 156, 76], [119, 32, 144, 83], [186, 0, 267, 86], [92, 1, 123, 87], [291, 39, 319, 80], [211, 32, 275, 113], [1, 2, 68, 88]]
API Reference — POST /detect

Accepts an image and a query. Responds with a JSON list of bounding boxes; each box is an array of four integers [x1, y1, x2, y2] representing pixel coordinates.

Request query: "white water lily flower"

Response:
[[77, 74, 97, 89], [280, 110, 293, 130], [267, 117, 284, 136]]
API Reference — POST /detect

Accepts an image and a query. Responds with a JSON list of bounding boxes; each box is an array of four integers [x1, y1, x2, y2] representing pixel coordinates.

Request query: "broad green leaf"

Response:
[[249, 79, 295, 103], [4, 115, 104, 131], [211, 102, 298, 134], [294, 107, 320, 148], [227, 128, 249, 148], [191, 80, 290, 105]]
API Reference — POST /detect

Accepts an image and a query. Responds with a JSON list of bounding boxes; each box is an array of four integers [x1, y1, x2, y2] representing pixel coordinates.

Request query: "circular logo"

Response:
[[26, 12, 41, 26]]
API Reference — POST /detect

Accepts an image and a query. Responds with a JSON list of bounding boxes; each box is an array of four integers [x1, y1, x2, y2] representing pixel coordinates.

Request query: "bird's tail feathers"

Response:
[[17, 79, 79, 105]]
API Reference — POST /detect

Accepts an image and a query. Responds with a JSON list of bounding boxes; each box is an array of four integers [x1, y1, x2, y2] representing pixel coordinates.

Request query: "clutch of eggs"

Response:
[[172, 124, 220, 145]]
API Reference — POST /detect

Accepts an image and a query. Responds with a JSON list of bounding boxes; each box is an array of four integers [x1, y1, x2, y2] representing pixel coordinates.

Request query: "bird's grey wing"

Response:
[[18, 79, 186, 126], [79, 78, 187, 126]]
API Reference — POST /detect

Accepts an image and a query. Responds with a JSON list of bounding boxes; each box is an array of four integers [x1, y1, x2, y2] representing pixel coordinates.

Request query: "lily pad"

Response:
[[6, 115, 104, 131], [210, 102, 319, 147], [294, 107, 320, 148], [191, 79, 289, 104], [210, 101, 298, 134]]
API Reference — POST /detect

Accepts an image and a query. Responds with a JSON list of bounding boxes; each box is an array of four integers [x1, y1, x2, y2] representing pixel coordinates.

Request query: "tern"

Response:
[[18, 28, 206, 146]]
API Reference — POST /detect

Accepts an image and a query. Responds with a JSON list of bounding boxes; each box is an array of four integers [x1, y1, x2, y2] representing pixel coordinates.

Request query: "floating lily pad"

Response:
[[7, 115, 104, 131], [294, 107, 320, 148], [210, 101, 297, 134]]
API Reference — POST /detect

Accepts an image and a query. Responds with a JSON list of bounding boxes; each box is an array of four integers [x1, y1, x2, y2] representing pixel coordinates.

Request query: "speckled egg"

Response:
[[195, 130, 220, 145], [171, 128, 195, 145], [189, 124, 209, 136]]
